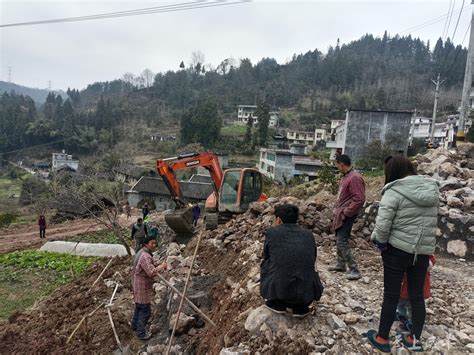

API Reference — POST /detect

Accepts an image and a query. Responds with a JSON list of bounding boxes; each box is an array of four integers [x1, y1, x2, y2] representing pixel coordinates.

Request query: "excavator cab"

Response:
[[156, 152, 266, 235], [219, 168, 264, 213]]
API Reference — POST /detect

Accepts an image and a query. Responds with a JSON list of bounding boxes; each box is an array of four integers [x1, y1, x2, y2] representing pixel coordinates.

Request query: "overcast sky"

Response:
[[0, 0, 472, 90]]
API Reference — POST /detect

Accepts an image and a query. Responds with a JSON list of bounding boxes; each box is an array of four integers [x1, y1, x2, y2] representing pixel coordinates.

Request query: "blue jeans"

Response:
[[131, 303, 151, 337]]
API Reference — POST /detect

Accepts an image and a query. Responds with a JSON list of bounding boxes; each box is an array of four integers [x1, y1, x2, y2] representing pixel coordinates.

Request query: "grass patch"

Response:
[[361, 169, 385, 177], [67, 229, 128, 245], [221, 124, 247, 137], [0, 250, 97, 319], [0, 176, 22, 212]]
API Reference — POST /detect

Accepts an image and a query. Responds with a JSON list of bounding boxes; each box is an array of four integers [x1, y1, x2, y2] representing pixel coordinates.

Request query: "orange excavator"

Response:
[[156, 152, 267, 235]]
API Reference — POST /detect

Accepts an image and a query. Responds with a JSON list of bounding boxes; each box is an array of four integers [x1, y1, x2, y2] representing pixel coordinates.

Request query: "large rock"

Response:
[[457, 143, 474, 158], [326, 313, 346, 330], [169, 312, 195, 335], [446, 240, 468, 258], [244, 306, 291, 335]]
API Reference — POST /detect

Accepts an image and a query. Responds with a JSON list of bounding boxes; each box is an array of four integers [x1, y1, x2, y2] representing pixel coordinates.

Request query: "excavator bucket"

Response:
[[165, 207, 195, 235]]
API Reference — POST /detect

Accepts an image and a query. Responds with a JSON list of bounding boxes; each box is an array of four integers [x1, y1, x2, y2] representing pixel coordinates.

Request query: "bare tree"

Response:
[[122, 72, 135, 85], [52, 174, 132, 255], [141, 68, 155, 88], [189, 50, 205, 74]]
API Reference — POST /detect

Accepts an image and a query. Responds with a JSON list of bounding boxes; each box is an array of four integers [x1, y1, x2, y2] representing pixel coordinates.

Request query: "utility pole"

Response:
[[410, 108, 416, 146], [457, 1, 474, 145], [430, 73, 445, 143], [7, 67, 12, 82]]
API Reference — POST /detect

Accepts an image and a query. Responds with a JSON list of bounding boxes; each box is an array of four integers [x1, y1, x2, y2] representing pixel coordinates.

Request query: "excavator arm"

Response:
[[156, 152, 223, 201], [156, 152, 224, 235]]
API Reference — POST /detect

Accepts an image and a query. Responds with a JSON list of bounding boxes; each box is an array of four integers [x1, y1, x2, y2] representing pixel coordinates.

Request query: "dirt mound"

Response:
[[0, 256, 139, 354]]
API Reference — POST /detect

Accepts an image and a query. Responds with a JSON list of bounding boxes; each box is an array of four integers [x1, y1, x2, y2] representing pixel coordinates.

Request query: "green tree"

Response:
[[180, 96, 222, 148], [255, 101, 270, 146]]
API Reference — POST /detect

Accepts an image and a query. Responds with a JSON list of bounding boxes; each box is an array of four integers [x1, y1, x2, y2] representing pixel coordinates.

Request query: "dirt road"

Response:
[[0, 209, 141, 255]]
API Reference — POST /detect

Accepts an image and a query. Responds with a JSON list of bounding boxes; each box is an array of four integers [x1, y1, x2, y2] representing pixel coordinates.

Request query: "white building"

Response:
[[327, 121, 346, 159], [408, 115, 472, 148], [286, 128, 327, 147], [258, 144, 323, 183], [52, 151, 79, 172], [237, 105, 257, 124], [236, 105, 279, 127]]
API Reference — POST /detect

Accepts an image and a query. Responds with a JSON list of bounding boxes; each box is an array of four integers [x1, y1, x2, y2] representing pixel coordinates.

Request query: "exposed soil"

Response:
[[0, 256, 142, 354], [0, 209, 141, 255]]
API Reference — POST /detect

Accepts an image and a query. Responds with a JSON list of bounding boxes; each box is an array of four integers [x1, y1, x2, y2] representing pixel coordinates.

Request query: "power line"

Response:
[[439, 1, 468, 76], [444, 0, 456, 40], [444, 21, 471, 76], [451, 0, 466, 41], [1, 140, 65, 155], [398, 4, 472, 36], [0, 1, 249, 28], [442, 0, 454, 40]]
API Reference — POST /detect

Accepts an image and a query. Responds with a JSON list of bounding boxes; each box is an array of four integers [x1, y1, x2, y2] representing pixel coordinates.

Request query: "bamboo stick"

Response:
[[89, 256, 115, 292], [156, 274, 215, 327], [66, 302, 103, 344], [165, 231, 203, 355]]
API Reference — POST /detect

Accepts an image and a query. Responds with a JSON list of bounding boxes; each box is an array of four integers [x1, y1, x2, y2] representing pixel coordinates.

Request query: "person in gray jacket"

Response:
[[367, 156, 439, 353]]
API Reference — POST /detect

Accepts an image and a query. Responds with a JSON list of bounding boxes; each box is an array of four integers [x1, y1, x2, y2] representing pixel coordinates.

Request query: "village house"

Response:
[[235, 105, 279, 127], [52, 151, 79, 172], [286, 128, 327, 147], [127, 176, 214, 210], [326, 109, 412, 163], [257, 144, 323, 183]]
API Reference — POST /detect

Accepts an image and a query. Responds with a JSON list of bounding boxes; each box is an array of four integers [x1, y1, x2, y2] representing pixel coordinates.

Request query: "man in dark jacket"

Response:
[[131, 218, 148, 253], [330, 154, 365, 281], [260, 204, 323, 318]]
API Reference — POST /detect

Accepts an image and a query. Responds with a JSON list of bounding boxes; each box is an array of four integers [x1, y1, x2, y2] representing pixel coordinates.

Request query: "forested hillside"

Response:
[[0, 81, 66, 104], [0, 33, 468, 155]]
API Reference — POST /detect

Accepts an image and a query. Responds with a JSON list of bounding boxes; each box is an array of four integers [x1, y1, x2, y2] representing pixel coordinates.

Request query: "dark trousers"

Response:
[[193, 217, 198, 226], [335, 216, 358, 271], [266, 299, 312, 315], [39, 228, 46, 239], [131, 303, 151, 336], [378, 245, 429, 340], [134, 237, 144, 253]]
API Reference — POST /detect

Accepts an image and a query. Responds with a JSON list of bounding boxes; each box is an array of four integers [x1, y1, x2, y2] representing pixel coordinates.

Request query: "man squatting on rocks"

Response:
[[260, 204, 324, 317], [131, 235, 167, 340], [330, 154, 366, 280]]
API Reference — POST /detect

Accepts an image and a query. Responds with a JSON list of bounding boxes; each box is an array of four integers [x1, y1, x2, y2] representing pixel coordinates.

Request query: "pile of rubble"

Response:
[[142, 185, 472, 354], [414, 143, 474, 260]]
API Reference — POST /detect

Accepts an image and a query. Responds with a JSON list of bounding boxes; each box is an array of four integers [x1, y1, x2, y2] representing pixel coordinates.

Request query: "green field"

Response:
[[221, 124, 247, 137], [0, 176, 22, 211], [0, 251, 97, 319]]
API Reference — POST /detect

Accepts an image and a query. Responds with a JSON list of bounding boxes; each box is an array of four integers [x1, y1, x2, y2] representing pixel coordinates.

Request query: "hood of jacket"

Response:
[[382, 175, 439, 207]]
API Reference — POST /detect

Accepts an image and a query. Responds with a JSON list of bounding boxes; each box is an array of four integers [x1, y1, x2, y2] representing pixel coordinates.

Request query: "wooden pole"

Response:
[[89, 256, 115, 292], [66, 303, 103, 344], [165, 232, 204, 355], [106, 283, 123, 351], [155, 274, 215, 326]]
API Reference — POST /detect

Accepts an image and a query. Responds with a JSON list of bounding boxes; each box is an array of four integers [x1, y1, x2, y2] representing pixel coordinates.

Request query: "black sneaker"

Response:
[[346, 269, 361, 280], [328, 264, 346, 272], [264, 304, 286, 314], [136, 332, 152, 340], [399, 333, 424, 352], [367, 329, 391, 353]]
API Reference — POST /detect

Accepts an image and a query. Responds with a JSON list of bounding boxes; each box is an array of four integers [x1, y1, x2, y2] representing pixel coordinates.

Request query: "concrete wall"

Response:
[[274, 154, 294, 183], [344, 110, 412, 165]]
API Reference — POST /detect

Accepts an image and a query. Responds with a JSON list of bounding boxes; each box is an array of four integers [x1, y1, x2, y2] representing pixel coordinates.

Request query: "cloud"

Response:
[[0, 0, 470, 90]]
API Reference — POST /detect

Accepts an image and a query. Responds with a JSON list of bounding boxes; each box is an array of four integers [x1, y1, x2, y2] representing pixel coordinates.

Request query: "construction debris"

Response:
[[0, 146, 472, 353]]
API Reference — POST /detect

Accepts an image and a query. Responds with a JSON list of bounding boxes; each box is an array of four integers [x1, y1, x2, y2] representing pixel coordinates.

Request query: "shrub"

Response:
[[0, 212, 18, 228]]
